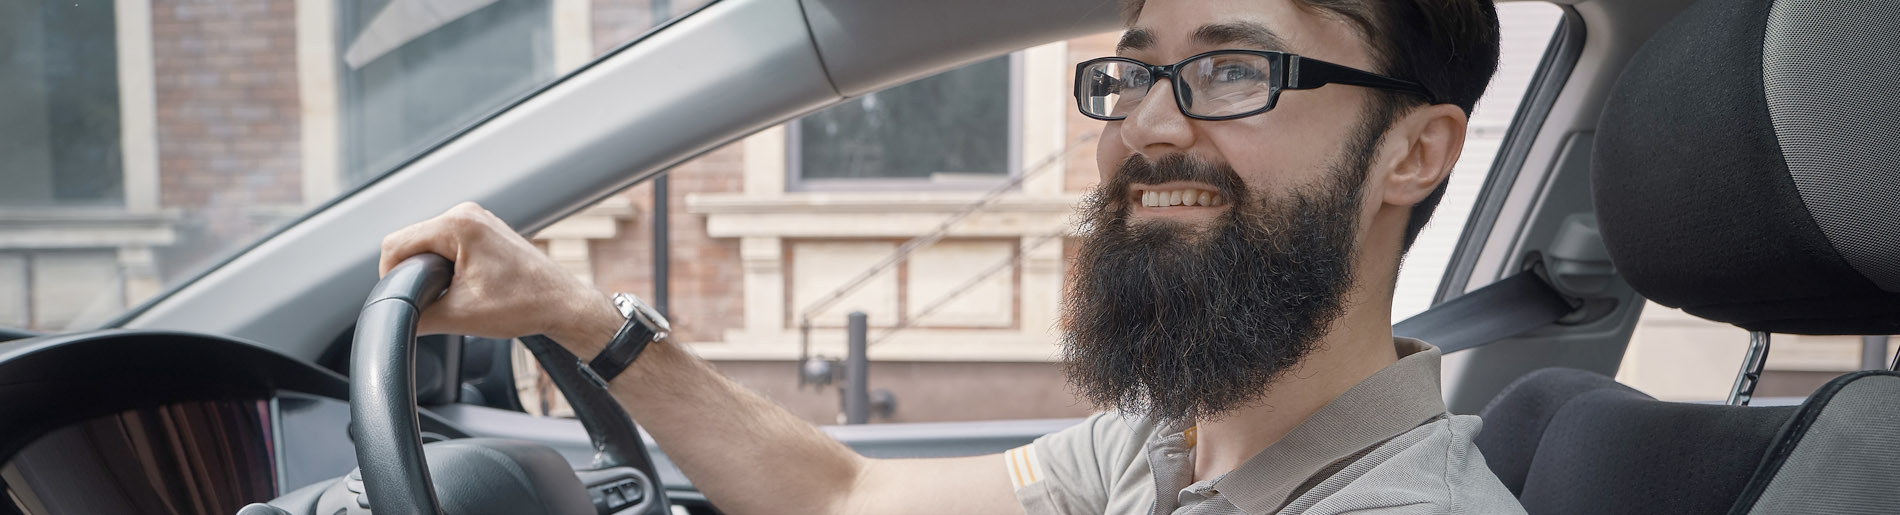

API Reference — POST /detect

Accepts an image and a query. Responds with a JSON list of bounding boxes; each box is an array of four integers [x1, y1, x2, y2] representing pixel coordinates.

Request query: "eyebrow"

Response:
[[1192, 21, 1288, 51], [1117, 28, 1155, 53], [1117, 21, 1289, 54]]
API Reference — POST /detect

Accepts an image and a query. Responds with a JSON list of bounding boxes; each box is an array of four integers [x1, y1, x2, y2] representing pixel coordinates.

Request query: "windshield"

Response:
[[0, 0, 710, 333]]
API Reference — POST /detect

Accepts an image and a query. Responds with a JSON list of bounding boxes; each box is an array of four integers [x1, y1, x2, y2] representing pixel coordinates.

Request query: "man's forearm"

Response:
[[377, 204, 1010, 512], [551, 301, 867, 515]]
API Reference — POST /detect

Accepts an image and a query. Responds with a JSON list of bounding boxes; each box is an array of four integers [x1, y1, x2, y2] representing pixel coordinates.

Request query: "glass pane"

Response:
[[339, 0, 554, 180], [1619, 305, 1893, 401], [0, 1, 122, 207], [797, 56, 1012, 183], [0, 0, 711, 333], [1391, 2, 1566, 321]]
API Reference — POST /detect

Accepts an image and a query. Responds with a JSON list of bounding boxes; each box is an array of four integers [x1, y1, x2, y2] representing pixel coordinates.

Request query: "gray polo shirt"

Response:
[[1004, 339, 1524, 515]]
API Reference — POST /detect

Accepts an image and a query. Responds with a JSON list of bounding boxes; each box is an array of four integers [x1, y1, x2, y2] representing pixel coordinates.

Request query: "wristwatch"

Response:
[[579, 293, 671, 388]]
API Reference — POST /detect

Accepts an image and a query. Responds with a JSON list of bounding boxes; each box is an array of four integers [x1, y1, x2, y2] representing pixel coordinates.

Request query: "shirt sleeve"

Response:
[[1009, 412, 1116, 515]]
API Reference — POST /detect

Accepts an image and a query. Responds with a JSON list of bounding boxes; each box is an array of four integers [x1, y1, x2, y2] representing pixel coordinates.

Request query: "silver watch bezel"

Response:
[[611, 293, 671, 340]]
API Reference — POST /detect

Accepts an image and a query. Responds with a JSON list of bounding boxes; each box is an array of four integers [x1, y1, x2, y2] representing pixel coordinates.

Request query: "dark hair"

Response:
[[1120, 0, 1502, 251]]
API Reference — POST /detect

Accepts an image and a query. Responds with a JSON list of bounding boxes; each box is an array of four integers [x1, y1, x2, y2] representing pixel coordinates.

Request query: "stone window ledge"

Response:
[[686, 192, 1081, 239], [0, 207, 179, 249], [687, 191, 1081, 214], [534, 195, 638, 240]]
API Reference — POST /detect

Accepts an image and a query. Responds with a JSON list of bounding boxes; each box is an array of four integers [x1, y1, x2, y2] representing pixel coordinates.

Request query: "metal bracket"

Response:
[[1728, 331, 1772, 406], [1531, 214, 1621, 325]]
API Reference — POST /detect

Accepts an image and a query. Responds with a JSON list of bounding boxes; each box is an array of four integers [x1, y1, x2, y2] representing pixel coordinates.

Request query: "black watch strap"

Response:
[[580, 293, 669, 387]]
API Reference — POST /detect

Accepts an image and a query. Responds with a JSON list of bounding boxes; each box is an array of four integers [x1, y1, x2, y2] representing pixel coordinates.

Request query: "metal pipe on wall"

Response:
[[844, 311, 870, 424], [652, 173, 669, 316]]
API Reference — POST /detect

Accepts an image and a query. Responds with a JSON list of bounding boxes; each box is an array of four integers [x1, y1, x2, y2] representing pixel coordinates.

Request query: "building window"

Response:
[[337, 0, 554, 182], [790, 55, 1019, 190], [0, 1, 123, 207]]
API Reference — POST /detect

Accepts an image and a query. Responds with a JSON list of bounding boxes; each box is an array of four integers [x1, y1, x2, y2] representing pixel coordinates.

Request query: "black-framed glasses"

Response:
[[1074, 50, 1438, 121]]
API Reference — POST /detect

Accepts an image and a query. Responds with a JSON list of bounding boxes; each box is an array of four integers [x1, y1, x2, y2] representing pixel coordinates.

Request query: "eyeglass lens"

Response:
[[1079, 53, 1278, 119]]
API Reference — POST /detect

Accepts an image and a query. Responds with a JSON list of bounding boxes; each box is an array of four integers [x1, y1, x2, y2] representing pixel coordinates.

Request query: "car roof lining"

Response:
[[803, 0, 1120, 97]]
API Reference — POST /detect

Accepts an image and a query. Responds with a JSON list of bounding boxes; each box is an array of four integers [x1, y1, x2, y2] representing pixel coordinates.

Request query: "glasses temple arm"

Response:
[[1287, 56, 1440, 104]]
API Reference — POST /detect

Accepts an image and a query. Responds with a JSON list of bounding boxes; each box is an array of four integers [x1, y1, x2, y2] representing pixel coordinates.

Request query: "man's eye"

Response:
[[1214, 64, 1264, 83]]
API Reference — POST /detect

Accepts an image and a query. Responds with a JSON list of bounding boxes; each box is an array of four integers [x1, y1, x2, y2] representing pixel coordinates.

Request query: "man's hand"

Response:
[[378, 202, 621, 351]]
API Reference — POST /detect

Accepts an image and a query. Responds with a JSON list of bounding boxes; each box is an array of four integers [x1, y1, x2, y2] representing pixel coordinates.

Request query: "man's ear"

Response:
[[1374, 103, 1467, 209]]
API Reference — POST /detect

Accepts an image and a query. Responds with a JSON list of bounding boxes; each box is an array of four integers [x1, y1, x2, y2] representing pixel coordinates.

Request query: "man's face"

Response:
[[1061, 0, 1392, 423], [1096, 0, 1383, 224]]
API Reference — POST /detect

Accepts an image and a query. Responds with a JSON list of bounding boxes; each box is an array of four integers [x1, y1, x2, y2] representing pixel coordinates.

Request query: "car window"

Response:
[[0, 0, 712, 333], [512, 2, 1570, 421], [1618, 305, 1894, 401]]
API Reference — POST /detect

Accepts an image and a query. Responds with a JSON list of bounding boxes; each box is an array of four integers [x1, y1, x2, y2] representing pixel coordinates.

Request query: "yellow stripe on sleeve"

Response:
[[1004, 447, 1027, 488], [1014, 447, 1034, 484], [1023, 443, 1043, 483], [1004, 444, 1044, 490]]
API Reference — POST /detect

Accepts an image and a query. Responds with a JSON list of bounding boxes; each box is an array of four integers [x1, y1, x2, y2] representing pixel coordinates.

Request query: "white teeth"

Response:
[[1137, 188, 1223, 208]]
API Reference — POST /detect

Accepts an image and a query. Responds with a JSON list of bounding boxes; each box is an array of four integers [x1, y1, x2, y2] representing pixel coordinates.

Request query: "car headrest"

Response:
[[1591, 0, 1900, 335]]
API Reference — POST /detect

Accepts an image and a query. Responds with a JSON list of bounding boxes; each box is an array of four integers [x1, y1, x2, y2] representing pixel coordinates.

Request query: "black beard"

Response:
[[1059, 152, 1370, 424]]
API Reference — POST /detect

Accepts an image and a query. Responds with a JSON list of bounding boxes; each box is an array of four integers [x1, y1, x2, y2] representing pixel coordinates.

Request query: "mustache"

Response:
[[1110, 153, 1250, 204]]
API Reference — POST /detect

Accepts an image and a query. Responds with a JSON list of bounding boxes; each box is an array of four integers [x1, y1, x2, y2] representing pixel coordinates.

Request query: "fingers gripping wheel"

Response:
[[348, 254, 669, 515]]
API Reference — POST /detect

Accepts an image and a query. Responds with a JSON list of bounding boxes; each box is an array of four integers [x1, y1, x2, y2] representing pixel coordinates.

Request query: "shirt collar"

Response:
[[1195, 338, 1450, 514]]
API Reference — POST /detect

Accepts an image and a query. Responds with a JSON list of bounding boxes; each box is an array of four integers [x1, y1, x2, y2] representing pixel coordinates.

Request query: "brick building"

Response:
[[3, 1, 1880, 426]]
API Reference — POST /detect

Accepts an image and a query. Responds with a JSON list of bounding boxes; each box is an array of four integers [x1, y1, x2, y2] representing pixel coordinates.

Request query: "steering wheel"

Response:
[[343, 253, 670, 515]]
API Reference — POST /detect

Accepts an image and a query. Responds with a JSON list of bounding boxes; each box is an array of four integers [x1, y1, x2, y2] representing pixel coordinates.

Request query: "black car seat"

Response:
[[1473, 0, 1900, 513]]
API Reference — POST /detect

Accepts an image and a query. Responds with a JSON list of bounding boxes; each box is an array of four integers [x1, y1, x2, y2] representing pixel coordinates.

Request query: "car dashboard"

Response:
[[0, 331, 468, 515]]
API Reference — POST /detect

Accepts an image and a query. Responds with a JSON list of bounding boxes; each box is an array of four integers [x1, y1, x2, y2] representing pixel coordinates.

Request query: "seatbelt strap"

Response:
[[1393, 271, 1577, 354]]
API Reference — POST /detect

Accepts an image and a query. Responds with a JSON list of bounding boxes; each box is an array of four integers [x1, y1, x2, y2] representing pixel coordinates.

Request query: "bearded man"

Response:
[[378, 0, 1523, 513]]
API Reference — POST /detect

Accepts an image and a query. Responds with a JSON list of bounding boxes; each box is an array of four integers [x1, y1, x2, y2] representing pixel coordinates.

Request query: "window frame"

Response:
[[1433, 5, 1586, 304], [785, 52, 1025, 192]]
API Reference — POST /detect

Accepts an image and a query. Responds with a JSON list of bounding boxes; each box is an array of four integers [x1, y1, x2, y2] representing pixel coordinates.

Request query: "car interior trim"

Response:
[[1436, 5, 1586, 304]]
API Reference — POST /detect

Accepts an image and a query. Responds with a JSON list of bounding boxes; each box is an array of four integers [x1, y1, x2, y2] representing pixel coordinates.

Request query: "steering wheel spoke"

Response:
[[575, 467, 663, 515]]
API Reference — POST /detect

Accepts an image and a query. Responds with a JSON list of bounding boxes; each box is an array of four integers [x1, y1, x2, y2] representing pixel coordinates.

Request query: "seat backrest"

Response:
[[1731, 371, 1900, 514], [1473, 367, 1625, 496], [1478, 368, 1797, 515]]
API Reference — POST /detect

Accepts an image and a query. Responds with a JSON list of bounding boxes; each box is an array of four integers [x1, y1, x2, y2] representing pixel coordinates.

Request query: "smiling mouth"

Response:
[[1135, 186, 1227, 208]]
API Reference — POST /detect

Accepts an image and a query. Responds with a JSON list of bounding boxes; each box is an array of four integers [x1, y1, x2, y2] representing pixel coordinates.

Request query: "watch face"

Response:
[[616, 293, 671, 335]]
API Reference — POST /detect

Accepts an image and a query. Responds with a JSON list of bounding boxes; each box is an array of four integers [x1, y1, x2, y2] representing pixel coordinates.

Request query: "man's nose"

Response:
[[1118, 78, 1195, 154]]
